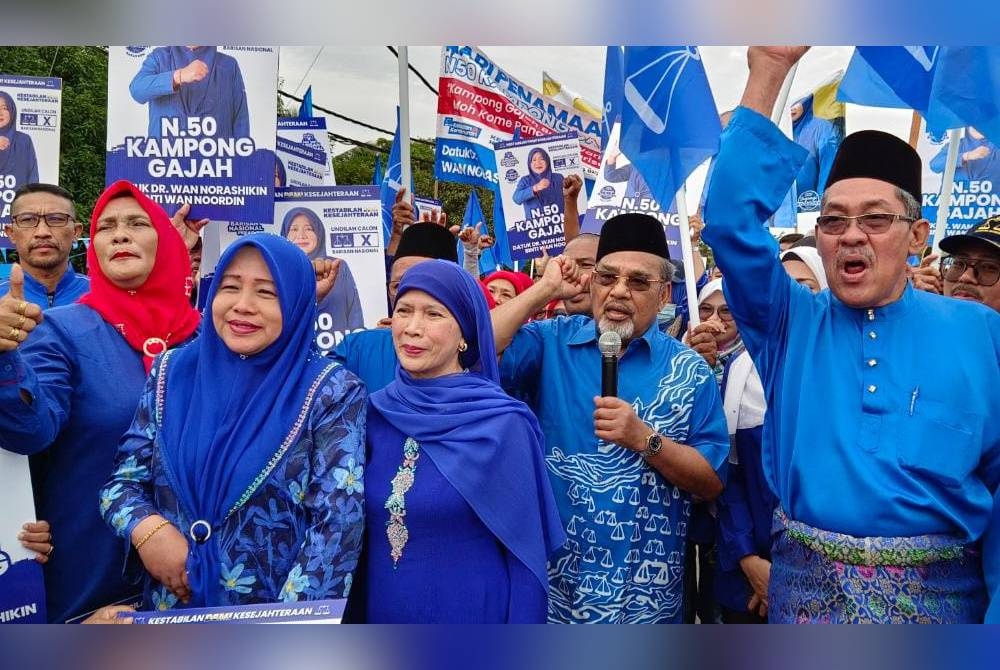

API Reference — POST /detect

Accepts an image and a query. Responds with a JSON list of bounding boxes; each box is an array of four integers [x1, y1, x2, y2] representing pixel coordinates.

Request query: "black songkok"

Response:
[[825, 130, 922, 204], [596, 213, 670, 262], [394, 222, 459, 264]]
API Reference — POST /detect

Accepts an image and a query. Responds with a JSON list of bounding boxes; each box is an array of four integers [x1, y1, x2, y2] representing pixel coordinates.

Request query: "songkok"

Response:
[[825, 130, 922, 204], [394, 222, 458, 264], [939, 215, 1000, 257], [596, 213, 669, 262]]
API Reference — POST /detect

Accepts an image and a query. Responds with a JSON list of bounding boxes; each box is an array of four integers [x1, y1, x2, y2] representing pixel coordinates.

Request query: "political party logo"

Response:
[[624, 46, 700, 135], [0, 548, 11, 577], [500, 151, 518, 168], [505, 168, 519, 183], [599, 185, 617, 202], [330, 231, 377, 249], [925, 128, 949, 145], [797, 190, 822, 212], [554, 155, 579, 170], [126, 46, 151, 57]]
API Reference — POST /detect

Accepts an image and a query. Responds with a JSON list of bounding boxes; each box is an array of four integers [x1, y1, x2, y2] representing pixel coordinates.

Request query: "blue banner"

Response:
[[276, 117, 335, 187], [129, 598, 346, 624], [106, 46, 278, 222]]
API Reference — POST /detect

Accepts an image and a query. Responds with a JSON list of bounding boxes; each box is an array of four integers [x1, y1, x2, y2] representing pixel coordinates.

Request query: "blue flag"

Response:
[[619, 46, 722, 209], [298, 86, 314, 118], [602, 46, 624, 148], [380, 107, 411, 244], [371, 155, 383, 186], [455, 189, 499, 275], [839, 47, 1000, 141]]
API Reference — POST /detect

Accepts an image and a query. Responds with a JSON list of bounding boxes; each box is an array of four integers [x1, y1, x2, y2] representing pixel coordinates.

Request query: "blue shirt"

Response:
[[500, 315, 729, 623], [330, 328, 397, 394], [0, 266, 89, 309], [0, 304, 151, 622], [702, 106, 1000, 542]]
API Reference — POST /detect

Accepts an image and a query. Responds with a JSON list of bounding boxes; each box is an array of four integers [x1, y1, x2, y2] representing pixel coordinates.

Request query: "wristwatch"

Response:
[[640, 432, 663, 460]]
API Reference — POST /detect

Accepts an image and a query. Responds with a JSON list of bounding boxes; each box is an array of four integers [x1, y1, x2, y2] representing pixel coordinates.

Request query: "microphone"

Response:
[[598, 331, 622, 398]]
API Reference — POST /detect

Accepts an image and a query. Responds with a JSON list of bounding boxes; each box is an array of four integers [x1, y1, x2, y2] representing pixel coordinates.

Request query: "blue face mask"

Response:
[[657, 303, 677, 325]]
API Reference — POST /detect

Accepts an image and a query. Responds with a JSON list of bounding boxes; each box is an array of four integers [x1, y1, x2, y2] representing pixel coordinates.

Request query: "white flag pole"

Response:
[[931, 128, 962, 256], [766, 63, 799, 228], [676, 185, 701, 328], [397, 46, 412, 204]]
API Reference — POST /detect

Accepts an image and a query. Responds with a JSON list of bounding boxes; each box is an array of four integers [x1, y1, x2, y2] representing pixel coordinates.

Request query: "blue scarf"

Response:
[[158, 233, 331, 607], [370, 260, 566, 592], [279, 206, 326, 261]]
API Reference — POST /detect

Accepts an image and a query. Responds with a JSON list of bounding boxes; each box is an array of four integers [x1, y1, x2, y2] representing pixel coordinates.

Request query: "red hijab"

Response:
[[482, 270, 534, 298], [78, 180, 201, 372]]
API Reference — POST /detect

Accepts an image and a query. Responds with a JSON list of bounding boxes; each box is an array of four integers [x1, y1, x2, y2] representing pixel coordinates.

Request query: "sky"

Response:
[[275, 45, 914, 208]]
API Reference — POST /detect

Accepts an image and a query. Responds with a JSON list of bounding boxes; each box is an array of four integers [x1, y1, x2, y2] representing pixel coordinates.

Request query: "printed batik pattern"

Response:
[[545, 349, 710, 624], [99, 355, 367, 610], [769, 509, 987, 623]]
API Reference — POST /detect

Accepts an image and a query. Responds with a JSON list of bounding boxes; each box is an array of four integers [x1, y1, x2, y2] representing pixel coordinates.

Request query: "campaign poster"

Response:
[[0, 451, 46, 623], [495, 131, 586, 261], [584, 122, 684, 257], [0, 75, 62, 232], [105, 46, 278, 222], [435, 46, 601, 190], [917, 121, 1000, 243], [276, 186, 387, 353], [276, 117, 336, 188], [413, 195, 442, 221]]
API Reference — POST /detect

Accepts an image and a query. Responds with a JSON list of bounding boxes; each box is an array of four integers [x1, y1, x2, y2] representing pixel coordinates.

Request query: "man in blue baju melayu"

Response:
[[702, 46, 1000, 623]]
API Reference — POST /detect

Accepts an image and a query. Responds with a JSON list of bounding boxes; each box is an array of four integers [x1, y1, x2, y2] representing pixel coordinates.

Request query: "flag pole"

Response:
[[931, 127, 962, 256], [765, 63, 799, 228], [676, 185, 701, 328], [397, 46, 412, 204]]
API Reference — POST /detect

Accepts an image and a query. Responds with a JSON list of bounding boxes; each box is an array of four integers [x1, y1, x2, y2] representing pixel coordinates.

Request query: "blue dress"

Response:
[[0, 266, 89, 309], [0, 304, 154, 622], [348, 408, 545, 623], [100, 352, 366, 610], [331, 328, 398, 394]]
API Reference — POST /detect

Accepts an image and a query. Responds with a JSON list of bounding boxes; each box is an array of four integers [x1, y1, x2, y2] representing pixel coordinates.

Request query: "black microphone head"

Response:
[[598, 330, 622, 357]]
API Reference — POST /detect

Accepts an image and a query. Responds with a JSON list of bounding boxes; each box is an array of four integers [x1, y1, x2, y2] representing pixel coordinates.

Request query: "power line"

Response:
[[386, 46, 438, 95], [278, 89, 435, 147], [292, 46, 324, 95]]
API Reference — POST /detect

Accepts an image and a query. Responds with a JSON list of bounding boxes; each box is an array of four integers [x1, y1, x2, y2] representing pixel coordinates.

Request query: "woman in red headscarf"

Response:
[[0, 180, 199, 622]]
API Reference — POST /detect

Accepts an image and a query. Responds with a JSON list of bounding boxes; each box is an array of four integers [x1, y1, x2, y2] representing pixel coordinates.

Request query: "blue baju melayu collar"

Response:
[[157, 234, 333, 607]]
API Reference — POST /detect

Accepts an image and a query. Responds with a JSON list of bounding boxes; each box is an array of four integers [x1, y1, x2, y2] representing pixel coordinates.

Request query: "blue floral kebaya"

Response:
[[100, 235, 366, 610]]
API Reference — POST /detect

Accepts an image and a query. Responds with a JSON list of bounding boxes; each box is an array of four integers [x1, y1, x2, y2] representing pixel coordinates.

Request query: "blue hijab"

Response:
[[526, 147, 553, 186], [370, 260, 566, 592], [280, 207, 326, 261], [158, 233, 332, 607]]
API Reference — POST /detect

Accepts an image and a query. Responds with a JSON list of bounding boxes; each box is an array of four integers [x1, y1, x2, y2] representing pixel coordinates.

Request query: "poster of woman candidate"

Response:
[[0, 75, 61, 229], [918, 121, 1000, 242], [275, 186, 387, 353], [105, 46, 278, 223], [494, 131, 586, 261]]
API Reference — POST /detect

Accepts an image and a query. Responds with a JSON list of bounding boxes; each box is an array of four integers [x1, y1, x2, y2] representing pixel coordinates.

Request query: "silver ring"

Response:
[[188, 520, 212, 544]]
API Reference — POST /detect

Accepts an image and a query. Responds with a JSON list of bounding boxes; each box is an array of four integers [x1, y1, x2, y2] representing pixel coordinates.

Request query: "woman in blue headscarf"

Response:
[[512, 147, 565, 222], [347, 259, 566, 623], [281, 207, 364, 335], [100, 233, 366, 610], [0, 90, 39, 190]]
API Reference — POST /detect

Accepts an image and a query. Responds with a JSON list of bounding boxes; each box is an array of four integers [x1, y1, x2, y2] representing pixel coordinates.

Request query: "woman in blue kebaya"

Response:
[[0, 90, 39, 189], [347, 259, 565, 623], [513, 147, 565, 221], [101, 234, 366, 610], [281, 207, 364, 334]]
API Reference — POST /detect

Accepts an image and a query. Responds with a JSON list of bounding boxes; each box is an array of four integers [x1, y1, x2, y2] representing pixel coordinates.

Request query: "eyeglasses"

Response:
[[698, 304, 734, 321], [592, 269, 666, 292], [10, 212, 76, 229], [815, 212, 915, 235], [941, 256, 1000, 286]]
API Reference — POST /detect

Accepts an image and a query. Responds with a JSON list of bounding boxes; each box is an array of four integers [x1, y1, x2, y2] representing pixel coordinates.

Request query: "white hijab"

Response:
[[780, 246, 829, 291]]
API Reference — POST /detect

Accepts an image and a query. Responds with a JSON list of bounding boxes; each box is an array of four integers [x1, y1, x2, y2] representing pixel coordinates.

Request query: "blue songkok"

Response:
[[158, 233, 331, 607], [370, 260, 566, 593], [280, 206, 327, 261]]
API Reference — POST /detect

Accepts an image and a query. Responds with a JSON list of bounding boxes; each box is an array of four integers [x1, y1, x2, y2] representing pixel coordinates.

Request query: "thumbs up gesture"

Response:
[[0, 265, 43, 352]]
